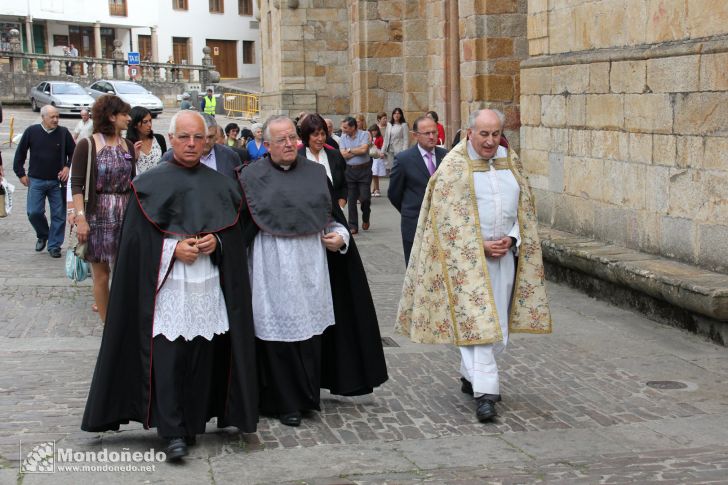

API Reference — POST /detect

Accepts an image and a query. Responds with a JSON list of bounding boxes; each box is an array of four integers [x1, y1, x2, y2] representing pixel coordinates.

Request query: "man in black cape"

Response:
[[81, 111, 258, 461], [238, 115, 387, 427]]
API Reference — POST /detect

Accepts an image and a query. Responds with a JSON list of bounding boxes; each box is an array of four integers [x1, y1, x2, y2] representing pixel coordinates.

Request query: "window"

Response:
[[172, 0, 188, 9], [209, 0, 224, 13], [243, 40, 255, 64], [238, 0, 253, 16], [109, 0, 127, 16], [138, 35, 152, 61]]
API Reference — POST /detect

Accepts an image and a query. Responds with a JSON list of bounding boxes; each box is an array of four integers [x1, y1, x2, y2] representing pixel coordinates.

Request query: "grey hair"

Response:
[[201, 113, 217, 128], [262, 115, 294, 142], [467, 109, 506, 130], [40, 104, 58, 118], [250, 122, 263, 133], [168, 110, 208, 135]]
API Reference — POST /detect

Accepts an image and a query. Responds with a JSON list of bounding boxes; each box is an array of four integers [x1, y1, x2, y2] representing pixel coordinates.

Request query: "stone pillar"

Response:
[[445, 0, 461, 143], [259, 0, 348, 119], [24, 17, 37, 73], [112, 39, 125, 79], [8, 29, 23, 73], [24, 17, 33, 53], [150, 26, 159, 63], [200, 46, 220, 86], [459, 0, 527, 150], [94, 22, 102, 58]]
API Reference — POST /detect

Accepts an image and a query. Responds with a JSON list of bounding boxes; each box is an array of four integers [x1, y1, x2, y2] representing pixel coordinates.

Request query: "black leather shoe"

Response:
[[35, 238, 47, 252], [475, 397, 497, 422], [279, 411, 302, 427], [185, 435, 196, 446], [460, 377, 474, 396], [165, 438, 188, 461], [49, 248, 62, 258]]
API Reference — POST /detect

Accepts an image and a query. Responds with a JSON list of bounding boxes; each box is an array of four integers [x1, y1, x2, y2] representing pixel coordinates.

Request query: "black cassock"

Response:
[[82, 161, 258, 435], [239, 156, 388, 416]]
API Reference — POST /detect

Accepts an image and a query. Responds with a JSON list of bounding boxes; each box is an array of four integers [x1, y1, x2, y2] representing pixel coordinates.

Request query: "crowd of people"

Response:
[[6, 97, 551, 462]]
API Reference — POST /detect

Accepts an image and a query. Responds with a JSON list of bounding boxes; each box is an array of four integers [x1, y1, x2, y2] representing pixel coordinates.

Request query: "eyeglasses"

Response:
[[271, 134, 298, 146], [174, 134, 206, 143], [415, 130, 438, 137]]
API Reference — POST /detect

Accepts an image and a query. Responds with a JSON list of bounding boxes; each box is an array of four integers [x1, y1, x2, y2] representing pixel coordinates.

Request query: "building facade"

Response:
[[0, 0, 261, 79]]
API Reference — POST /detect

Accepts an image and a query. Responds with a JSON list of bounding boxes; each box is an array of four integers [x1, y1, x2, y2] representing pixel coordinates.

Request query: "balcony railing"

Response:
[[0, 50, 213, 84]]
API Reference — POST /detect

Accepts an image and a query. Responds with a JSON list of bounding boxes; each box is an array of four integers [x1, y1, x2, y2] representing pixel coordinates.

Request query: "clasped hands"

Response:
[[174, 234, 217, 264], [483, 236, 513, 259], [322, 232, 345, 252]]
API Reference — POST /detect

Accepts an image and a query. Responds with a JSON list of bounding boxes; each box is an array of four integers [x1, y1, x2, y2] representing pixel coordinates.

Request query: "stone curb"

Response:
[[540, 227, 728, 322]]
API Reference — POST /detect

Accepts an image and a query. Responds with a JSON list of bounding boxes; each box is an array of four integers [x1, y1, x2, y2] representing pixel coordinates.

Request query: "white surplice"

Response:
[[459, 143, 521, 397], [153, 237, 230, 341], [249, 222, 350, 342]]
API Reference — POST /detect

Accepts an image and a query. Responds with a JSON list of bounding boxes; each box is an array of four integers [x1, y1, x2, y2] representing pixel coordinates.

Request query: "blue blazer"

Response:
[[387, 144, 448, 263]]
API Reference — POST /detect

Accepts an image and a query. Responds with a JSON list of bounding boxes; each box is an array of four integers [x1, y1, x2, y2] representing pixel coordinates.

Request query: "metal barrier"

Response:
[[223, 93, 259, 119]]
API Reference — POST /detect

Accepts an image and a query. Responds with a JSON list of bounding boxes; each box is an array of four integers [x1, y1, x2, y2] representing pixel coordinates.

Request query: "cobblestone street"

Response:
[[1, 108, 727, 484]]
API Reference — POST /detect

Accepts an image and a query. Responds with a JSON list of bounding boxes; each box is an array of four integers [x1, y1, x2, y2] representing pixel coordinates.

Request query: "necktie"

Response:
[[425, 151, 436, 176]]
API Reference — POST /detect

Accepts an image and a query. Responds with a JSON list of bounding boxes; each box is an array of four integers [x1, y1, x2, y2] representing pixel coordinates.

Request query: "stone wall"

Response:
[[522, 0, 728, 272], [259, 0, 527, 148]]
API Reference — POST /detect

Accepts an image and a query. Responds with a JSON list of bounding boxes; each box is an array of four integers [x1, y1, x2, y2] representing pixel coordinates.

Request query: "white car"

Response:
[[29, 81, 95, 115], [87, 80, 163, 117]]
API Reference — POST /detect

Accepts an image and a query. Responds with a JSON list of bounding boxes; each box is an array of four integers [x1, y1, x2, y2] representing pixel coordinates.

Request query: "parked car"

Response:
[[87, 80, 163, 117], [29, 81, 95, 115]]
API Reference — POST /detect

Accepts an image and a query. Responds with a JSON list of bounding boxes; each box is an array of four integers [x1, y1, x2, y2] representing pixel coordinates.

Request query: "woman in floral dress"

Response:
[[71, 95, 136, 323]]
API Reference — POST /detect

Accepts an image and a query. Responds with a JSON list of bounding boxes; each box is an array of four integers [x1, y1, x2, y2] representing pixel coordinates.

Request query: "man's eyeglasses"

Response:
[[174, 134, 206, 143], [415, 130, 438, 137], [271, 135, 298, 146]]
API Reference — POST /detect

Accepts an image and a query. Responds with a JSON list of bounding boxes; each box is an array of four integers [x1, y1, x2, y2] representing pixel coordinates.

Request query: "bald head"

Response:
[[467, 109, 504, 160], [40, 105, 60, 130]]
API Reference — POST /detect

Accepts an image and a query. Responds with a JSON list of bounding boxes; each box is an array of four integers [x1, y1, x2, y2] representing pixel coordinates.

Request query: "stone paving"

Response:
[[1, 107, 728, 484]]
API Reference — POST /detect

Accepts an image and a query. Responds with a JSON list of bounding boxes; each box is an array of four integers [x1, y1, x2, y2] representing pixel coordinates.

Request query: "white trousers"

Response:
[[459, 251, 513, 398]]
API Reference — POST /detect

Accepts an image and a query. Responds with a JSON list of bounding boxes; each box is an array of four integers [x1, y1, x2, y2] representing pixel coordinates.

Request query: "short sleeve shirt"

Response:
[[339, 130, 370, 166]]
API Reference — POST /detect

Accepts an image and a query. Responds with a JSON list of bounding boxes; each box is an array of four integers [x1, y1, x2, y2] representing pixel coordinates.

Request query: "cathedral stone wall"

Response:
[[522, 0, 728, 272], [260, 0, 527, 148]]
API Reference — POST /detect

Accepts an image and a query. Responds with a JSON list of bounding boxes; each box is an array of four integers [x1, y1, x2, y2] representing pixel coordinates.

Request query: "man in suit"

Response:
[[387, 115, 448, 265], [162, 114, 241, 179]]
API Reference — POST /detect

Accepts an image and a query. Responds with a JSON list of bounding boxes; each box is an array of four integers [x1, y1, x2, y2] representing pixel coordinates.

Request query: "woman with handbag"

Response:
[[70, 95, 136, 323]]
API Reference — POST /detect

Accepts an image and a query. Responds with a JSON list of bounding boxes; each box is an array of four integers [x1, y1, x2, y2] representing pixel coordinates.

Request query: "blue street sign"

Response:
[[127, 52, 140, 65]]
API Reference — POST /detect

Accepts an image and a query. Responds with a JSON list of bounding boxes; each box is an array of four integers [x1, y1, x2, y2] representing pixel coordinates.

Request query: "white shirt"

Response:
[[200, 148, 217, 171], [73, 119, 93, 140], [305, 147, 333, 182]]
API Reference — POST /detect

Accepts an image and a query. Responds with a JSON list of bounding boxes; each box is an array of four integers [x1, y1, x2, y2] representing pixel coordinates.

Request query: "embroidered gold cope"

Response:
[[395, 140, 552, 346]]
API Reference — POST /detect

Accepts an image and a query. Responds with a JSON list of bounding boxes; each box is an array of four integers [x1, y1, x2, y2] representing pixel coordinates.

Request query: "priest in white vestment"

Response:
[[396, 109, 552, 422]]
